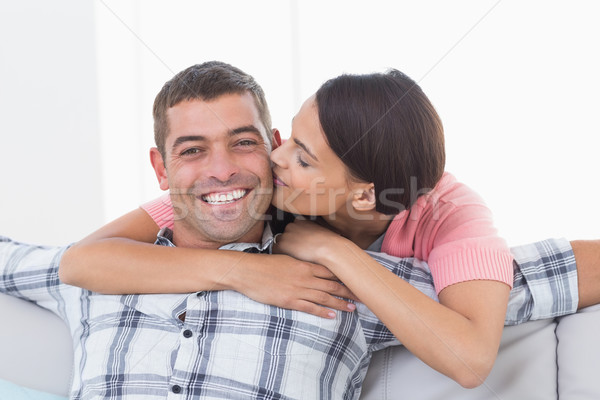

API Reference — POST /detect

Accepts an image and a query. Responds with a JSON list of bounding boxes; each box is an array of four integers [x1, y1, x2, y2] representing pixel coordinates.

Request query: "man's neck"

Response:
[[171, 222, 265, 249]]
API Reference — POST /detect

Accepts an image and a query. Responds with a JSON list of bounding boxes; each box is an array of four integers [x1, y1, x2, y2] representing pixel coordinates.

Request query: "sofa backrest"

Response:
[[0, 292, 72, 396]]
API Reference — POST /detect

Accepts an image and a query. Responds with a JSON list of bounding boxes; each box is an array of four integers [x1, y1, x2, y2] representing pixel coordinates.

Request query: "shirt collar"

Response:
[[366, 233, 385, 252], [155, 224, 274, 254]]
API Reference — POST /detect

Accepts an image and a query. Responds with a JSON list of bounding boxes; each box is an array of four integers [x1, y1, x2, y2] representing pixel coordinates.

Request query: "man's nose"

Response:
[[207, 149, 240, 182]]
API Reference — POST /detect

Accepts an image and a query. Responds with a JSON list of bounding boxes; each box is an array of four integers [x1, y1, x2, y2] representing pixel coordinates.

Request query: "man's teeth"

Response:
[[202, 189, 247, 205]]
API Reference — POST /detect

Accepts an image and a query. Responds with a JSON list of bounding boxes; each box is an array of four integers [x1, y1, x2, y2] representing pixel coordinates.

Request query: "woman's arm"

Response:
[[59, 208, 357, 319], [275, 220, 510, 388]]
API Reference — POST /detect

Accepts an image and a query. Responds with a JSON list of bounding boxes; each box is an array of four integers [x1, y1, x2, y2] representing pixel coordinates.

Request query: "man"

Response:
[[0, 61, 580, 399], [1, 61, 402, 399], [148, 62, 274, 249]]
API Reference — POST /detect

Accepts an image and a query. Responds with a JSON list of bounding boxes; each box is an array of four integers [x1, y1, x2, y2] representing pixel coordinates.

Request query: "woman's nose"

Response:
[[270, 141, 288, 168]]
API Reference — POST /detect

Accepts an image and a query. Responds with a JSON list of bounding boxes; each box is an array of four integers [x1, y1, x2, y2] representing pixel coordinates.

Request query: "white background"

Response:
[[1, 0, 599, 246]]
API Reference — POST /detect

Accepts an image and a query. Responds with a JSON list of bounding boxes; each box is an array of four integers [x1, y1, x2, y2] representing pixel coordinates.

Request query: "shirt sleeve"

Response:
[[0, 236, 75, 319], [426, 200, 514, 293], [359, 251, 439, 351], [141, 194, 174, 230]]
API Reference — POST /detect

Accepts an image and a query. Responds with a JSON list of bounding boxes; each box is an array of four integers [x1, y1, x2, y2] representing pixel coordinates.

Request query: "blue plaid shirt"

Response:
[[0, 230, 434, 400], [0, 232, 577, 399]]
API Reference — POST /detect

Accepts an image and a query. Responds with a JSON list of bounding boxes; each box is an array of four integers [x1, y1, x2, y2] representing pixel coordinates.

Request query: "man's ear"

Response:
[[150, 147, 170, 191], [351, 183, 377, 211], [271, 128, 282, 150]]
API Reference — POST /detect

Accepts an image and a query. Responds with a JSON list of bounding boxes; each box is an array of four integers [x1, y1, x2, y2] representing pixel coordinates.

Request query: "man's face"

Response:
[[151, 92, 273, 248]]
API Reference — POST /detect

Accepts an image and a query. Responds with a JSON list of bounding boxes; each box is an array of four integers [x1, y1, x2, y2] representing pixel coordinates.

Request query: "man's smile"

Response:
[[200, 189, 248, 205]]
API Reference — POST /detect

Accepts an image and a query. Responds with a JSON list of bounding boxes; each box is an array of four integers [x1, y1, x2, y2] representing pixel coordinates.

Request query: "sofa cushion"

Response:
[[0, 378, 67, 400], [556, 304, 600, 399], [361, 318, 559, 399]]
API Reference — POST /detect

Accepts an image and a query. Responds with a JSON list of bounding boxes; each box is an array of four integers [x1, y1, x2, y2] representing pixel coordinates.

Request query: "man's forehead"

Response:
[[165, 94, 268, 144]]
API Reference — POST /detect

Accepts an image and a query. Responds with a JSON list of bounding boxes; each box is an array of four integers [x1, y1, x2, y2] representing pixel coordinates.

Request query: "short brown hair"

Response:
[[315, 69, 445, 215], [153, 61, 272, 158]]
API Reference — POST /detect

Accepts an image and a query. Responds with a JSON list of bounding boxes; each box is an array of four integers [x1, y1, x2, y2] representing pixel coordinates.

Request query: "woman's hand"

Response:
[[59, 208, 356, 319], [273, 219, 345, 265], [232, 252, 356, 319]]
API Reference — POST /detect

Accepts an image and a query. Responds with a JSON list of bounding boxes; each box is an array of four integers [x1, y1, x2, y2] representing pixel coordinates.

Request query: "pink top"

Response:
[[142, 172, 513, 294], [142, 194, 174, 230], [381, 172, 513, 293]]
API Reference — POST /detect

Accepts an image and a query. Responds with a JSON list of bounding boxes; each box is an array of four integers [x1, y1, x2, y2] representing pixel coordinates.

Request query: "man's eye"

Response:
[[236, 139, 257, 147], [180, 148, 202, 156]]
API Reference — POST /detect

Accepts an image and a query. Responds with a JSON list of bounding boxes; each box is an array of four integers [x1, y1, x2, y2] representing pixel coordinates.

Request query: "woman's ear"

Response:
[[271, 128, 282, 150], [351, 183, 376, 211], [150, 147, 170, 191]]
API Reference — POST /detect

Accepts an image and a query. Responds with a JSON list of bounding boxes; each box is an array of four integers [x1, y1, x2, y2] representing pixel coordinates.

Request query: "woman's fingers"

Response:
[[292, 294, 356, 319]]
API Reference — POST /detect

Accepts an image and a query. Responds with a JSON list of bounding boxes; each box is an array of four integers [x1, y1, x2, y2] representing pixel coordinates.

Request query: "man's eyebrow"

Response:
[[293, 138, 318, 161], [231, 125, 263, 136], [172, 135, 205, 149], [171, 125, 263, 150]]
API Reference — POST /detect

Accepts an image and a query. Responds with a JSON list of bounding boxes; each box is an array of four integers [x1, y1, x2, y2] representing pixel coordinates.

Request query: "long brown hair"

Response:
[[315, 69, 445, 215]]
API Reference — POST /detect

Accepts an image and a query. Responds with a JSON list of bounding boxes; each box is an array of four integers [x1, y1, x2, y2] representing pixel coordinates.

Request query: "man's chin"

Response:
[[194, 209, 265, 240], [207, 207, 246, 222], [200, 222, 261, 244], [172, 195, 270, 244]]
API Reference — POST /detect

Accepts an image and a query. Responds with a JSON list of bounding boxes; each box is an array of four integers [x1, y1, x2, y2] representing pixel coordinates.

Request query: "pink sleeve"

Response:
[[425, 202, 514, 293], [141, 194, 174, 230], [382, 173, 513, 294]]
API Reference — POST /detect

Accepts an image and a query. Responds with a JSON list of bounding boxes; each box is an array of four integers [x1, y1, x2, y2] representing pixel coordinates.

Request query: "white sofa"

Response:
[[1, 292, 599, 399]]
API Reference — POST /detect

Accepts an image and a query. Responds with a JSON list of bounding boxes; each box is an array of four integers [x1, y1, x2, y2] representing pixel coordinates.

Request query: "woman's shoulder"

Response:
[[428, 172, 487, 208], [405, 171, 490, 226], [383, 171, 500, 258], [141, 194, 174, 230]]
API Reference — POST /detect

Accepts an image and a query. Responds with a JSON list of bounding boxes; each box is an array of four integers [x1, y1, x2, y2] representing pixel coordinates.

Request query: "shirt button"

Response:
[[183, 329, 193, 338], [172, 385, 182, 394]]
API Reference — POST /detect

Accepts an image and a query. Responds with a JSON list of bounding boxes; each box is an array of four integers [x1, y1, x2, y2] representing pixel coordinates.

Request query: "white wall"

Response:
[[0, 0, 102, 245], [291, 1, 600, 245], [2, 0, 599, 246]]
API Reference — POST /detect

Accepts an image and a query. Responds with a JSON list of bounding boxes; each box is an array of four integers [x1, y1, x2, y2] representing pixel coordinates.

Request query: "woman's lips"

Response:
[[273, 174, 287, 187]]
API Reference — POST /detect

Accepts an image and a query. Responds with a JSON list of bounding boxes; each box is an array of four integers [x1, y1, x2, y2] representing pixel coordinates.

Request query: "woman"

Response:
[[59, 69, 599, 387]]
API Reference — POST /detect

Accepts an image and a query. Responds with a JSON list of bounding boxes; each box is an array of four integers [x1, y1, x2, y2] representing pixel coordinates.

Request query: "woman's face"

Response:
[[270, 95, 360, 216]]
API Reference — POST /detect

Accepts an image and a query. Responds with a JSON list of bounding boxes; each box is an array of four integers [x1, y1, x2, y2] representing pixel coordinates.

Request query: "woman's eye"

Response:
[[296, 154, 309, 168]]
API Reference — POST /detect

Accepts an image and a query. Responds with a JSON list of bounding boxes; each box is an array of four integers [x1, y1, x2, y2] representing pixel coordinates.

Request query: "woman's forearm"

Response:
[[315, 238, 509, 388], [60, 238, 249, 294], [59, 234, 357, 319]]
